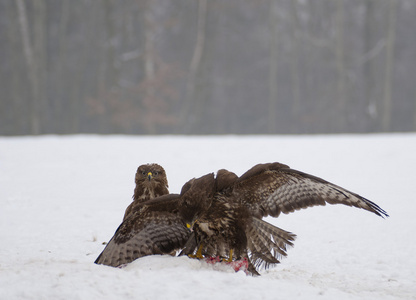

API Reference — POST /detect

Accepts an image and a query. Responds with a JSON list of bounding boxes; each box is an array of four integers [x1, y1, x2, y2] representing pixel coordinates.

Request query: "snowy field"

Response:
[[1, 134, 415, 300]]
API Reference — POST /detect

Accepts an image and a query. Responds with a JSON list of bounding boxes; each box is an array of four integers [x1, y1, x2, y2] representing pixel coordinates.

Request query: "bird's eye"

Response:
[[142, 171, 146, 176], [154, 171, 158, 176]]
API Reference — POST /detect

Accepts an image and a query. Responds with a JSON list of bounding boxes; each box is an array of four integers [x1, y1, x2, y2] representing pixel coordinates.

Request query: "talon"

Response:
[[188, 244, 204, 259], [224, 249, 233, 263]]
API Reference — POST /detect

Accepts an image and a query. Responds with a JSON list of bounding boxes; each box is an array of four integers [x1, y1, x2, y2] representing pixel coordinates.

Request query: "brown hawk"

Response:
[[95, 162, 388, 275], [123, 163, 169, 220]]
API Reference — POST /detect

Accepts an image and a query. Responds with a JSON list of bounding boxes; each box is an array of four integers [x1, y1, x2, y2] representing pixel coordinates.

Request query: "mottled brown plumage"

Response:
[[94, 174, 215, 267], [95, 162, 388, 275], [123, 163, 169, 220], [95, 194, 189, 267], [178, 162, 388, 274]]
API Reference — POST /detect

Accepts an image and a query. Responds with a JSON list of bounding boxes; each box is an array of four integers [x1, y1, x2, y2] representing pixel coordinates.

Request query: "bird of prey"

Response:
[[95, 162, 388, 275], [123, 163, 169, 220]]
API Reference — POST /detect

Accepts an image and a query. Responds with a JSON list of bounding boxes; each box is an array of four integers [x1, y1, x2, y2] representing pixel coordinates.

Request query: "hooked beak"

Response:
[[147, 172, 152, 181], [186, 219, 197, 232]]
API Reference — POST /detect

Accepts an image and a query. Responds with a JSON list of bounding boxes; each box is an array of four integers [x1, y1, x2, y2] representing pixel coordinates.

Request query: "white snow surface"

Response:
[[0, 134, 415, 300]]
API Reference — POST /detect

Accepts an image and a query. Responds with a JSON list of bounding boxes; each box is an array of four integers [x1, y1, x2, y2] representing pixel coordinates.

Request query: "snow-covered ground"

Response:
[[1, 134, 415, 300]]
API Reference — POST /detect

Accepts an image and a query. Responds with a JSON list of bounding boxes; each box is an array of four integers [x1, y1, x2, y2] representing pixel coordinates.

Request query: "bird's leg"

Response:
[[223, 249, 233, 263], [195, 244, 204, 259], [188, 244, 204, 259]]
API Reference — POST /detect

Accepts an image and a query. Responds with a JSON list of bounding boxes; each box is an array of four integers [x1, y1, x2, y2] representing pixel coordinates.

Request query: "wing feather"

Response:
[[95, 212, 190, 267], [95, 194, 191, 267], [236, 163, 388, 218]]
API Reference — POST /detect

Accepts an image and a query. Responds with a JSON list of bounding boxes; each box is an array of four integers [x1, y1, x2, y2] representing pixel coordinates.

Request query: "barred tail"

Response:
[[246, 217, 296, 272]]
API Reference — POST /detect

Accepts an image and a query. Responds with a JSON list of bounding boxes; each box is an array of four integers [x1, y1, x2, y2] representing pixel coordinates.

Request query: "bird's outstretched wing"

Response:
[[95, 194, 190, 267], [235, 162, 388, 219]]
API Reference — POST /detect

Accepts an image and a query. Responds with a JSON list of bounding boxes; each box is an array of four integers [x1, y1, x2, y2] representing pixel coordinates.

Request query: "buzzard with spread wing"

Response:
[[95, 162, 388, 275], [94, 172, 215, 267]]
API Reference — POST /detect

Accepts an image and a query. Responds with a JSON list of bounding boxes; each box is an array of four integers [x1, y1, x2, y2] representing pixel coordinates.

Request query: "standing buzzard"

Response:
[[95, 162, 388, 275], [123, 163, 169, 220]]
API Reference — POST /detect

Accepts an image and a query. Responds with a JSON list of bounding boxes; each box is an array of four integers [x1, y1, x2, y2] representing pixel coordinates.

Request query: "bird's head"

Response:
[[135, 163, 168, 186], [178, 173, 215, 225], [216, 169, 238, 192], [133, 163, 169, 200]]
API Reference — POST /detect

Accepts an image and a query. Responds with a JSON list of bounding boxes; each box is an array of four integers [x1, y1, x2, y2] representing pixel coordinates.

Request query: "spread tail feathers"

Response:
[[247, 217, 296, 271]]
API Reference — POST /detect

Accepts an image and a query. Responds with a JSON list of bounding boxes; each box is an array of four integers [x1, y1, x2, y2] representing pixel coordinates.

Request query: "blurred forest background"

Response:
[[1, 0, 415, 135]]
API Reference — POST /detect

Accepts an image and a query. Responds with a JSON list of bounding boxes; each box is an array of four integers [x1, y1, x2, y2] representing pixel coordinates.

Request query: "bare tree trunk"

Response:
[[180, 0, 207, 133], [144, 1, 155, 84], [335, 0, 346, 132], [94, 0, 118, 133], [143, 0, 157, 134], [268, 0, 279, 133], [6, 0, 24, 133], [56, 0, 70, 132], [364, 0, 379, 131], [16, 0, 40, 134], [289, 0, 301, 132], [33, 0, 47, 132], [382, 0, 398, 132]]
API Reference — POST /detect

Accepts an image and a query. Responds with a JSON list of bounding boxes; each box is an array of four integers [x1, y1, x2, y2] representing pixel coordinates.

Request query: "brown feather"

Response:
[[95, 194, 189, 267]]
